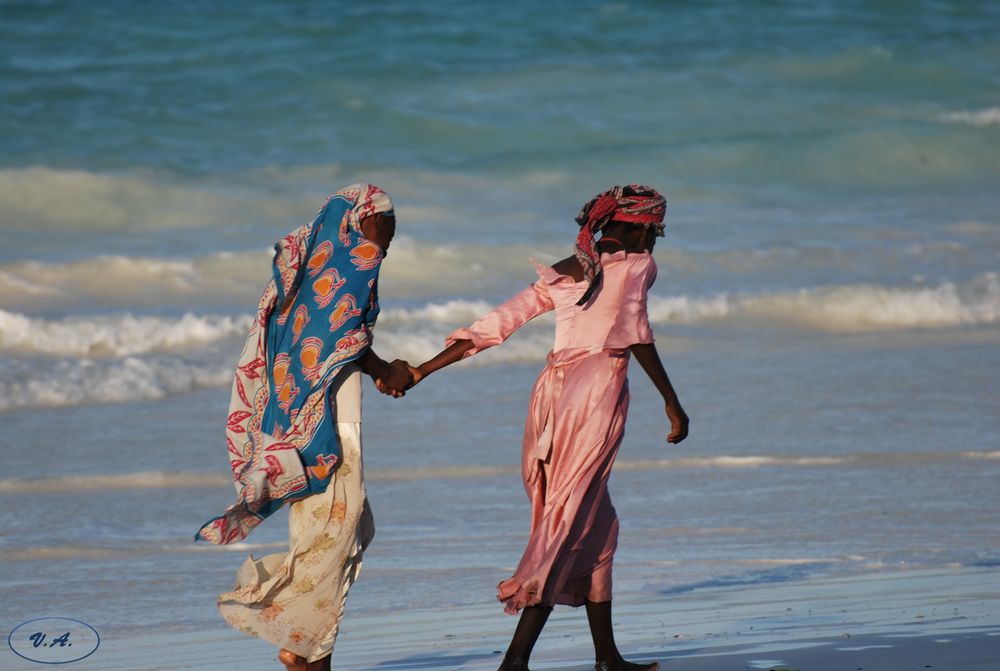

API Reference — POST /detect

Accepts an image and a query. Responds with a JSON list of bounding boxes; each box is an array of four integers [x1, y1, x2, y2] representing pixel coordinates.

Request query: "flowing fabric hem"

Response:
[[216, 425, 374, 661], [497, 576, 602, 614], [195, 503, 265, 545], [216, 532, 369, 662], [497, 577, 541, 615]]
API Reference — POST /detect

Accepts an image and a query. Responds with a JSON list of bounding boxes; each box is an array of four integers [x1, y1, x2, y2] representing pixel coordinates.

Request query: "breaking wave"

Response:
[[939, 107, 1000, 128], [0, 355, 233, 411], [646, 273, 1000, 331], [0, 309, 251, 357], [1, 273, 995, 410]]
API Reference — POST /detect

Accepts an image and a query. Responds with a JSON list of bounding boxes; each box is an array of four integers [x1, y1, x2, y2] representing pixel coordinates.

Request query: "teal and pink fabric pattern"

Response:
[[196, 184, 392, 544]]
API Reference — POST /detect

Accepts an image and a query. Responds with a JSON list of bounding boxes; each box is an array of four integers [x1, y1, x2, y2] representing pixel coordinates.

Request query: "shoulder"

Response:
[[605, 250, 656, 290], [549, 255, 585, 283], [602, 249, 655, 273], [627, 250, 656, 276]]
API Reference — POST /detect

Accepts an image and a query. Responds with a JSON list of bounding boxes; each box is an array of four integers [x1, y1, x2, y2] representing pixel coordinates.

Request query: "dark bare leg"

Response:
[[498, 604, 552, 671], [585, 600, 659, 671], [306, 654, 331, 671]]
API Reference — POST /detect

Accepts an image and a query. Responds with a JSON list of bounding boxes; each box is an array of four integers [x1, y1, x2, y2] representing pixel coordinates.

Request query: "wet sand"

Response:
[[4, 566, 996, 670]]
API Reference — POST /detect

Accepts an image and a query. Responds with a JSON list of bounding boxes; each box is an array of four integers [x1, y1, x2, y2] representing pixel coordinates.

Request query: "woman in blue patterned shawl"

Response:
[[197, 184, 411, 671]]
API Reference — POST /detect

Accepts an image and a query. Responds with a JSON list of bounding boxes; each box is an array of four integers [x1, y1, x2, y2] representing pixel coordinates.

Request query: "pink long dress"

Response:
[[447, 250, 656, 614]]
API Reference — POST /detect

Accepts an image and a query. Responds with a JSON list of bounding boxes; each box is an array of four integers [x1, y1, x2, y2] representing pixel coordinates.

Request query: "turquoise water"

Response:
[[1, 0, 999, 653], [2, 1, 998, 261]]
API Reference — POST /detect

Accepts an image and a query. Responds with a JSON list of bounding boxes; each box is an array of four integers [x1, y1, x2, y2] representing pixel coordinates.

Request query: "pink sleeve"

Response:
[[606, 254, 656, 349], [445, 281, 554, 359]]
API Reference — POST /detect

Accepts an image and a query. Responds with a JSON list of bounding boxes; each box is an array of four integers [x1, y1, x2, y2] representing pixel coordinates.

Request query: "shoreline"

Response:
[[5, 566, 997, 670]]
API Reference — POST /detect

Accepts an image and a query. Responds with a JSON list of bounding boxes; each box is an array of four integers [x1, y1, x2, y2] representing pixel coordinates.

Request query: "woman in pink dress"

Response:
[[410, 185, 689, 671]]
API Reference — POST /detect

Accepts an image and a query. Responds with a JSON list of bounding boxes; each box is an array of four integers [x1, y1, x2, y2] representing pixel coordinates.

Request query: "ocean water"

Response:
[[2, 0, 999, 655]]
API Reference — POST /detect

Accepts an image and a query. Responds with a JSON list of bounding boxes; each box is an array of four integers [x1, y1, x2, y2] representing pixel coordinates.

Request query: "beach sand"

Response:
[[5, 566, 996, 670]]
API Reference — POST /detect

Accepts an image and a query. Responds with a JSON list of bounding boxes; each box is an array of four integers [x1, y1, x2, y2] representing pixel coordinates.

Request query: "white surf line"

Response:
[[2, 451, 998, 494]]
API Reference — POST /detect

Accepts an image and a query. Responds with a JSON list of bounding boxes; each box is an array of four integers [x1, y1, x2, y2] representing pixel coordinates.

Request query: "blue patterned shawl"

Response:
[[196, 184, 392, 544]]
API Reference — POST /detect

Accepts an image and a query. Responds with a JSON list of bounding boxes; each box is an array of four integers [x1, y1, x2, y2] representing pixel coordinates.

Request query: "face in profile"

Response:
[[360, 213, 397, 255]]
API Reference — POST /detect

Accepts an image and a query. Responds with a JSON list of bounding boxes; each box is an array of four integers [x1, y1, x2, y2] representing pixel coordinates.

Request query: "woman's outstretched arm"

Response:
[[629, 342, 689, 444], [410, 339, 475, 386], [409, 278, 556, 388]]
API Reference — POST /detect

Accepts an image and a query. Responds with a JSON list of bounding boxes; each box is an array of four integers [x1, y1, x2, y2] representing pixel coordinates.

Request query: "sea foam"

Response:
[[939, 107, 1000, 128], [646, 273, 1000, 331], [0, 309, 251, 357], [1, 275, 996, 410], [0, 355, 233, 410]]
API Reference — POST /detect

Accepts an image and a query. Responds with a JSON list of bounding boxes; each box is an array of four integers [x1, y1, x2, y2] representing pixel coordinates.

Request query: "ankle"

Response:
[[594, 657, 660, 671], [594, 650, 621, 666], [499, 655, 530, 671]]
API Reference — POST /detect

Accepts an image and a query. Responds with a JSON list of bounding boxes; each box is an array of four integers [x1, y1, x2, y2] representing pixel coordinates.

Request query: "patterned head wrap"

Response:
[[196, 183, 394, 544], [338, 183, 395, 233], [574, 184, 666, 304]]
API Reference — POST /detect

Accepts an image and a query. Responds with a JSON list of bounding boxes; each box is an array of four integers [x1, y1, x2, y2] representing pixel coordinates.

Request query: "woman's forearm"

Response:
[[629, 343, 680, 406], [416, 340, 475, 380], [631, 342, 689, 443], [360, 348, 391, 380]]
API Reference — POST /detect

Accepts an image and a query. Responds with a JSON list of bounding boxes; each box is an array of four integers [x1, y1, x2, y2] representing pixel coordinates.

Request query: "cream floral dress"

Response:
[[218, 364, 374, 662]]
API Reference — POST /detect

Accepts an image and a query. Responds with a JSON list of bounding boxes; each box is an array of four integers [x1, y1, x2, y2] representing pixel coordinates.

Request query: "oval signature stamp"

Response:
[[8, 618, 100, 664]]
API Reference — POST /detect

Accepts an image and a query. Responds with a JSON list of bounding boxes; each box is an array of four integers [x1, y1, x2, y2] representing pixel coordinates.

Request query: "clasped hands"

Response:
[[373, 359, 424, 398]]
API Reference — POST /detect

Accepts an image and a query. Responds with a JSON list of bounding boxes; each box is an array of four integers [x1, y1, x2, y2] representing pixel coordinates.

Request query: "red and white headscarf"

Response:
[[574, 184, 666, 304], [330, 183, 395, 233]]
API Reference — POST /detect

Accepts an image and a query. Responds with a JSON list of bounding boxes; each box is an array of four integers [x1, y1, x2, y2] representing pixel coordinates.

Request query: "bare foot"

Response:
[[498, 657, 530, 671], [595, 658, 660, 671], [278, 649, 307, 671]]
